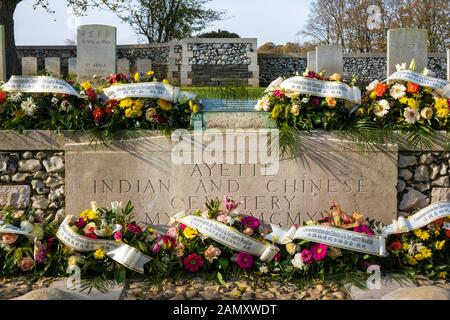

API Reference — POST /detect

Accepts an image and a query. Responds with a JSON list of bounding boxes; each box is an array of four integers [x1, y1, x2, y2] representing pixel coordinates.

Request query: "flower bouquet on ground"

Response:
[[57, 201, 153, 289], [77, 71, 201, 141], [0, 207, 58, 277], [360, 60, 450, 148], [387, 215, 450, 281]]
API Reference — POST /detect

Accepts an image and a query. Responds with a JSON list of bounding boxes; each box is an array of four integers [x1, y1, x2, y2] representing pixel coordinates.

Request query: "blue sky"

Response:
[[14, 0, 313, 46]]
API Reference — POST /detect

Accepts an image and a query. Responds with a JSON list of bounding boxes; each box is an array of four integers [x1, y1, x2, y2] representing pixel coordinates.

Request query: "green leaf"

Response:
[[217, 272, 226, 286]]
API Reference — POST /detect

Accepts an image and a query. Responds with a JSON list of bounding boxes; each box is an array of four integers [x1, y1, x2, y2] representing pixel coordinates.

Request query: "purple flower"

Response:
[[34, 245, 47, 264], [241, 216, 261, 229], [235, 252, 254, 269], [301, 249, 314, 264], [311, 97, 321, 106], [152, 242, 161, 254], [224, 196, 240, 212], [354, 225, 374, 236]]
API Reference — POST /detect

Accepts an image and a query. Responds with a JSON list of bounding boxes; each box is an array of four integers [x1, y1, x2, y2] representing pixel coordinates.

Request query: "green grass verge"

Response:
[[181, 86, 265, 100]]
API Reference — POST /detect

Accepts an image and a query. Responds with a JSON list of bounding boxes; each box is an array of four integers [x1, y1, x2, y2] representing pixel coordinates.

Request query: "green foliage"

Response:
[[197, 29, 240, 38]]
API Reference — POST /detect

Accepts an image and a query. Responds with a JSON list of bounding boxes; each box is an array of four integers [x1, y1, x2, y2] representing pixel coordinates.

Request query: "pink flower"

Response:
[[273, 89, 284, 98], [273, 251, 281, 262], [235, 252, 254, 269], [311, 243, 328, 261], [166, 227, 179, 239], [183, 253, 204, 272], [354, 225, 374, 236], [216, 214, 228, 224], [179, 224, 187, 231], [84, 233, 98, 239], [301, 249, 314, 264], [152, 242, 161, 254], [114, 231, 122, 241], [127, 223, 142, 234], [224, 196, 240, 212], [204, 245, 221, 263], [161, 235, 176, 250], [34, 245, 48, 264], [311, 97, 321, 106], [241, 216, 261, 229], [305, 70, 317, 79]]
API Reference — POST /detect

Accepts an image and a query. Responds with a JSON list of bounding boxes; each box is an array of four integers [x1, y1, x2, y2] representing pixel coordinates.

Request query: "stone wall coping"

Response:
[[0, 130, 447, 152], [258, 52, 446, 59], [182, 38, 257, 45]]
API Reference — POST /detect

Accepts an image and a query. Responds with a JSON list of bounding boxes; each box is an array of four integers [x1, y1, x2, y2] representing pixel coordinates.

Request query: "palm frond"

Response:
[[79, 274, 116, 294]]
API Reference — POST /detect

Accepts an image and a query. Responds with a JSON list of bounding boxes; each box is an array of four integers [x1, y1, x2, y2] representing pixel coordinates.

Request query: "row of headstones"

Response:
[[20, 56, 152, 78], [306, 28, 450, 80]]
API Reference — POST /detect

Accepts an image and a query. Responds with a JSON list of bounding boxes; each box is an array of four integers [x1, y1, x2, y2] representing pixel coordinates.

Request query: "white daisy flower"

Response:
[[9, 92, 23, 103], [390, 84, 407, 100], [404, 107, 420, 124], [374, 99, 390, 118], [259, 265, 269, 274], [20, 97, 38, 116]]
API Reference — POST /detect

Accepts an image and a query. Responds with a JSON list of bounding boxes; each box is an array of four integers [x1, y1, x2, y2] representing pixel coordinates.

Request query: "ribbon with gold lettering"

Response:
[[169, 212, 280, 262], [56, 216, 151, 274], [2, 76, 79, 96], [102, 82, 196, 103], [386, 70, 450, 98], [279, 76, 362, 104]]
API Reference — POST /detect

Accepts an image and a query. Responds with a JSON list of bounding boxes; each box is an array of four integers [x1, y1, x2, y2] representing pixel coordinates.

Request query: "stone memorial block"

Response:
[[117, 58, 130, 76], [65, 132, 398, 228], [307, 50, 316, 72], [447, 49, 449, 82], [316, 45, 343, 76], [77, 24, 116, 80], [45, 57, 61, 76], [22, 57, 38, 75], [68, 58, 77, 76], [0, 185, 31, 209], [0, 25, 5, 82], [387, 28, 427, 76], [136, 59, 152, 74]]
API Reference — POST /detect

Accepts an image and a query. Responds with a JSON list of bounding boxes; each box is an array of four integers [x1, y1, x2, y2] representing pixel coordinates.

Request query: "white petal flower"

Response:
[[110, 201, 123, 215], [374, 99, 391, 118], [291, 253, 305, 270], [404, 107, 420, 124], [259, 265, 269, 274], [396, 63, 407, 72], [390, 84, 407, 100], [20, 97, 38, 116]]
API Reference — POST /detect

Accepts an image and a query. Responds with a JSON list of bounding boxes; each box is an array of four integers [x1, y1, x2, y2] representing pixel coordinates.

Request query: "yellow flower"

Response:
[[285, 242, 297, 255], [134, 72, 140, 82], [157, 99, 172, 111], [125, 108, 134, 118], [68, 256, 77, 266], [370, 91, 377, 100], [402, 242, 409, 251], [146, 71, 155, 76], [326, 97, 337, 108], [407, 98, 420, 109], [94, 249, 106, 260], [189, 100, 199, 113], [80, 81, 92, 91], [414, 253, 424, 261], [407, 256, 417, 266], [183, 227, 198, 239], [438, 271, 448, 279], [435, 240, 446, 251], [421, 248, 432, 259], [414, 229, 430, 241], [421, 107, 434, 120], [120, 98, 134, 109], [79, 209, 97, 221], [145, 108, 157, 121], [329, 73, 342, 82], [435, 98, 450, 118], [162, 79, 170, 84], [399, 96, 409, 105], [133, 99, 143, 110]]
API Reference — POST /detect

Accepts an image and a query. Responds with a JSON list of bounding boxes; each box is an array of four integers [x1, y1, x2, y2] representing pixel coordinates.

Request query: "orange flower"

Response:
[[446, 230, 450, 238], [407, 82, 420, 94], [374, 83, 387, 97], [435, 218, 444, 227]]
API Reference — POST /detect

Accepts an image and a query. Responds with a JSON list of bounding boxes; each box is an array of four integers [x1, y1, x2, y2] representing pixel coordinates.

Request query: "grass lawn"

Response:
[[181, 86, 265, 100]]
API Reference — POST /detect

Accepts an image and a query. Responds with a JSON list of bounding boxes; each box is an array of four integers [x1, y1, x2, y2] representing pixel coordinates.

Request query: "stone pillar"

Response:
[[307, 50, 316, 72], [180, 39, 192, 86], [22, 57, 38, 75], [247, 38, 259, 87], [0, 25, 5, 82], [167, 40, 181, 84], [387, 28, 427, 76], [68, 58, 77, 76], [447, 48, 450, 82], [45, 57, 61, 76], [316, 45, 343, 76]]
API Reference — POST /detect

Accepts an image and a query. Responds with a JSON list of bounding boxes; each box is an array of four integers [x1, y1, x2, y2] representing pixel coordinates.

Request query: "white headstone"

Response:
[[117, 58, 130, 76], [68, 58, 77, 76], [307, 50, 316, 72], [387, 28, 427, 76], [316, 45, 343, 76], [77, 24, 116, 80], [45, 57, 61, 76], [0, 25, 5, 82], [136, 59, 152, 74], [447, 49, 449, 82], [22, 57, 38, 75]]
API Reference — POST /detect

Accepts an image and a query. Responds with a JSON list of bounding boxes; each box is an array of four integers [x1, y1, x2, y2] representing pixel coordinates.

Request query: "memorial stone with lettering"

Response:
[[77, 24, 116, 80], [117, 58, 130, 76], [0, 25, 5, 82], [316, 45, 343, 77], [65, 132, 398, 228], [136, 59, 152, 74], [387, 28, 427, 76], [21, 57, 38, 75], [68, 58, 77, 76], [45, 57, 61, 76], [307, 50, 316, 72]]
